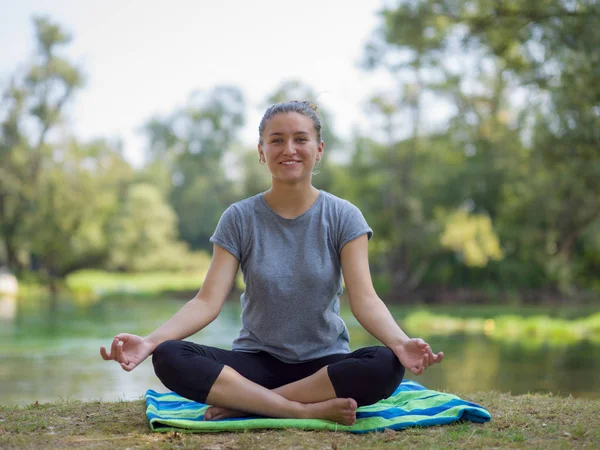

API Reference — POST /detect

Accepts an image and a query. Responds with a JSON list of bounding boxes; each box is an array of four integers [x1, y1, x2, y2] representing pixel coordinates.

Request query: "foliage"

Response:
[[0, 18, 204, 287], [356, 0, 600, 296], [142, 86, 245, 251], [0, 16, 84, 272], [65, 265, 211, 297], [1, 9, 599, 303], [106, 183, 189, 272], [402, 310, 600, 346], [28, 139, 129, 284], [440, 210, 503, 267]]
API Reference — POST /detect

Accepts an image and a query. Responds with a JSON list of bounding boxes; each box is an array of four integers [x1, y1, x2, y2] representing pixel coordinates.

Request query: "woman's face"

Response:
[[258, 112, 324, 185]]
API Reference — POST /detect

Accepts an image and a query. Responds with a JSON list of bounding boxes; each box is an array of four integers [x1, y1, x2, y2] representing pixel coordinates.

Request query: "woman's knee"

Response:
[[151, 340, 225, 403], [373, 347, 405, 399], [152, 340, 184, 379], [352, 346, 404, 403], [329, 346, 405, 406]]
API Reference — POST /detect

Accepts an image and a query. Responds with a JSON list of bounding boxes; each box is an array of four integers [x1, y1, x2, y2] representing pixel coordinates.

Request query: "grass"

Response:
[[1, 392, 599, 449], [65, 269, 210, 296], [401, 310, 600, 346], [18, 264, 213, 300]]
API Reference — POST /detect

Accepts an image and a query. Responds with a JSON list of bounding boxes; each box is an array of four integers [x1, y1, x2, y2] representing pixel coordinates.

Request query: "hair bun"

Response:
[[300, 101, 319, 115]]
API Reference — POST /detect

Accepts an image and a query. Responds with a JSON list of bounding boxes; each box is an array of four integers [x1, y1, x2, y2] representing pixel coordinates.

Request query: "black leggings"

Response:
[[152, 341, 405, 407]]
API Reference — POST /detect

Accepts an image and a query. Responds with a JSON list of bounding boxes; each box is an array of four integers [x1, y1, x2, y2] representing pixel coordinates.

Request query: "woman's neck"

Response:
[[263, 180, 320, 219]]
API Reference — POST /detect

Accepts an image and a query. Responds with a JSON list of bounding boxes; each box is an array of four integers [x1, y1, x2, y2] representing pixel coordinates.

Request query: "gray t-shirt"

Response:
[[210, 190, 373, 363]]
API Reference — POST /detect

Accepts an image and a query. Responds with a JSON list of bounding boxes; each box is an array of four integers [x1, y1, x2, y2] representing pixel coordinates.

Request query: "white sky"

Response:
[[0, 0, 396, 166]]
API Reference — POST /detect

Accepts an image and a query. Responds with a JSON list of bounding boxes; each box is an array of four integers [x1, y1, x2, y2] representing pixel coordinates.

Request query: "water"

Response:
[[1, 295, 599, 405]]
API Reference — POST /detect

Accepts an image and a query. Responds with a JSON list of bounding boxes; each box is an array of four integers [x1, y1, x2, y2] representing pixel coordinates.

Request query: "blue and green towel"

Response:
[[145, 380, 491, 433]]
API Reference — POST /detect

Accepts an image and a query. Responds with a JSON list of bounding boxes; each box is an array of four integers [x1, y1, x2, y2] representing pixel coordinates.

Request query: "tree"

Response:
[[142, 86, 245, 250], [28, 138, 132, 294], [106, 183, 190, 272], [456, 0, 600, 292], [361, 1, 460, 296], [0, 16, 84, 272], [362, 0, 600, 297]]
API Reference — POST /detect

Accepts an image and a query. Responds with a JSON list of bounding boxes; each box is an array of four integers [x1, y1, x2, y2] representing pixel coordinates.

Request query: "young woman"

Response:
[[100, 101, 443, 426]]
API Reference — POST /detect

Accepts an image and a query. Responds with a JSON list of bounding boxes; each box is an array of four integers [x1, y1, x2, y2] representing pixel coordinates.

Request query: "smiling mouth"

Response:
[[280, 161, 301, 165]]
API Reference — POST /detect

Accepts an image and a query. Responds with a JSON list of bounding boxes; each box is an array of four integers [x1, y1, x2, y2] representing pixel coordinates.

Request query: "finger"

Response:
[[435, 351, 444, 364], [115, 340, 123, 363], [116, 340, 129, 365], [110, 337, 119, 359], [115, 333, 130, 343], [411, 365, 424, 375], [100, 346, 111, 360], [425, 345, 435, 360], [121, 341, 130, 365], [430, 351, 443, 364], [422, 352, 430, 369], [121, 361, 136, 372], [424, 346, 436, 367]]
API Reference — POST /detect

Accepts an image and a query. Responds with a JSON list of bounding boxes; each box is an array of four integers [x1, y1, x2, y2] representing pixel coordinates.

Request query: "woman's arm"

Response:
[[340, 234, 443, 374], [100, 245, 239, 370], [145, 245, 240, 347]]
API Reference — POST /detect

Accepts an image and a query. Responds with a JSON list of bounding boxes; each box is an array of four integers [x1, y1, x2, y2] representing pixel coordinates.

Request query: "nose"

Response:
[[282, 139, 297, 155]]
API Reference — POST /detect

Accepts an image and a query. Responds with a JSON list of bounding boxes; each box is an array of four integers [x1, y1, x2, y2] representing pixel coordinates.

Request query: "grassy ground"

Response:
[[1, 392, 599, 449]]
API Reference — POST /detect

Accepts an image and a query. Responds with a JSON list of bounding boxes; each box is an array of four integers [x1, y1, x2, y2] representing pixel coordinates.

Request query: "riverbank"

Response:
[[1, 392, 599, 449], [16, 268, 600, 307]]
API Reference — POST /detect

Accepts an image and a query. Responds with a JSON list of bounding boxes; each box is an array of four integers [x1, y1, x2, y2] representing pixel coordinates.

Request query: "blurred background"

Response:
[[1, 0, 599, 405]]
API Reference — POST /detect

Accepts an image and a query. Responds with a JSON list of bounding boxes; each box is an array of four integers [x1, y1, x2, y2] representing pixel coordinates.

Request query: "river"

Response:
[[1, 295, 599, 405]]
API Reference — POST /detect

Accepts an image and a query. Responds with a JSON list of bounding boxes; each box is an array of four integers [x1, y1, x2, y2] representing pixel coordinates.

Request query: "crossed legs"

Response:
[[152, 342, 404, 425], [204, 365, 357, 424]]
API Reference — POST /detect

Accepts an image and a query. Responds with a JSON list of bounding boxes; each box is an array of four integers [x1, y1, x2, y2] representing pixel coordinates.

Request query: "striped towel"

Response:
[[145, 380, 491, 433]]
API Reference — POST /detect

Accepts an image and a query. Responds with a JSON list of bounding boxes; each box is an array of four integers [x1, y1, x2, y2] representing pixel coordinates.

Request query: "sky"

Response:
[[0, 0, 395, 166]]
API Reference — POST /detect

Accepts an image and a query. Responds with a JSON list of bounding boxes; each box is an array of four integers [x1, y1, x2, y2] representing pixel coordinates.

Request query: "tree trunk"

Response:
[[4, 235, 23, 273]]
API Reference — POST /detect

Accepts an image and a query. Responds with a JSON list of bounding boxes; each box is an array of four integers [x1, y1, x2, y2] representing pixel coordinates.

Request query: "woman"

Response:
[[100, 101, 443, 426]]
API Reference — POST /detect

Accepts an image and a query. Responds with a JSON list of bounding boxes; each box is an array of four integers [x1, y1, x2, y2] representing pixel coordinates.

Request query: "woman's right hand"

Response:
[[100, 334, 155, 372]]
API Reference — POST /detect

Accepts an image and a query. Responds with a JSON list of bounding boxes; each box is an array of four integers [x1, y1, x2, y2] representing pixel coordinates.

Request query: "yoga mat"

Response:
[[145, 380, 491, 433]]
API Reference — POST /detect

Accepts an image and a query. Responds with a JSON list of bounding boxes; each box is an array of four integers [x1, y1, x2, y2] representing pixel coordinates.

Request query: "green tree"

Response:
[[28, 138, 132, 294], [362, 0, 600, 298], [360, 2, 459, 295], [142, 86, 245, 250], [107, 183, 190, 272], [455, 0, 600, 292], [0, 16, 84, 272], [237, 148, 271, 198]]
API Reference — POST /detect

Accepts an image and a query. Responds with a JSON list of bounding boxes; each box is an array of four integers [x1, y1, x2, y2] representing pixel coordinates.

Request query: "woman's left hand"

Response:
[[393, 338, 444, 375]]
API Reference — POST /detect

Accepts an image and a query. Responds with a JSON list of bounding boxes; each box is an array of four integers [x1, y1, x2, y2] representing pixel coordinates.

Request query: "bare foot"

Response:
[[204, 398, 358, 426], [305, 398, 357, 426], [204, 405, 248, 421]]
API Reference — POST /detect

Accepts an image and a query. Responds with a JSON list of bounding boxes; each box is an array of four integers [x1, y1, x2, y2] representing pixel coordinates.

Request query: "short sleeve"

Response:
[[338, 201, 373, 252], [210, 205, 242, 261]]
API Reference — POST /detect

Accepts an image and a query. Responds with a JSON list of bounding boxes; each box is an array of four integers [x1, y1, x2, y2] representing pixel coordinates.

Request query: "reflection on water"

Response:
[[0, 296, 16, 321], [1, 295, 599, 405]]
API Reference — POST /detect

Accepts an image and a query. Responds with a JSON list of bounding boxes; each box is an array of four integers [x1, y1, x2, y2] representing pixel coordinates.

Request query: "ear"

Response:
[[257, 143, 264, 160], [316, 140, 324, 161]]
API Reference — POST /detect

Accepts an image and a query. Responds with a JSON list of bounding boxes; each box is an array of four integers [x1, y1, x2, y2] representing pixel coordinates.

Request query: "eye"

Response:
[[296, 137, 308, 143]]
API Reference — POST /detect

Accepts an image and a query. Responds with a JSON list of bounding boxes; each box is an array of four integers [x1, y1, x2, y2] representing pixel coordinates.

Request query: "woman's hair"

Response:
[[258, 100, 322, 145]]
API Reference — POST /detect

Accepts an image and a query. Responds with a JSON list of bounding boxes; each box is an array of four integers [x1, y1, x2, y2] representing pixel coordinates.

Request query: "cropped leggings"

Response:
[[152, 341, 405, 407]]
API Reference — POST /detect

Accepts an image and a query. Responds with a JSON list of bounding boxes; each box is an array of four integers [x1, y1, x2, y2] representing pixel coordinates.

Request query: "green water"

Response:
[[1, 295, 599, 405]]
